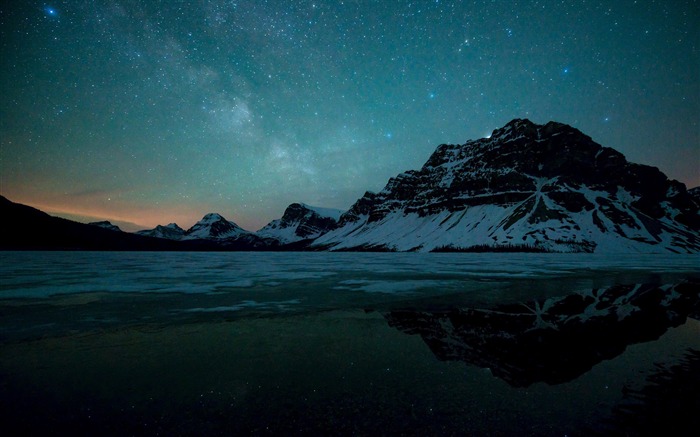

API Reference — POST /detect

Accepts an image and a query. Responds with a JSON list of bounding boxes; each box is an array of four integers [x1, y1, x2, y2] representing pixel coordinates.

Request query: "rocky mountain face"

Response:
[[385, 280, 700, 387], [136, 223, 185, 240], [257, 203, 343, 244], [313, 119, 700, 253], [88, 221, 122, 232]]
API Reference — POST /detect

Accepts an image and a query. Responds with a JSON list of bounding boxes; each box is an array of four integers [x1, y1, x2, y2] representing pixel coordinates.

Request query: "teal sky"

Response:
[[1, 0, 698, 231]]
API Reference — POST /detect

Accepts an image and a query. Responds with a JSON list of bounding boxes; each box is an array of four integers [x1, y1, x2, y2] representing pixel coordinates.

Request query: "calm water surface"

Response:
[[0, 252, 698, 435]]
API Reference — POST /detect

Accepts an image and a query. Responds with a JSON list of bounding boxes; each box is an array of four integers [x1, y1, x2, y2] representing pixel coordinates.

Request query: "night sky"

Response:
[[1, 1, 698, 231]]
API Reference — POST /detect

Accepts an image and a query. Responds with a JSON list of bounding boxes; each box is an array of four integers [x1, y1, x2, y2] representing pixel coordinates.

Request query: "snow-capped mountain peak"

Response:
[[88, 221, 122, 232], [198, 213, 226, 224], [312, 119, 700, 253], [136, 223, 185, 240], [257, 202, 343, 244], [184, 213, 249, 240]]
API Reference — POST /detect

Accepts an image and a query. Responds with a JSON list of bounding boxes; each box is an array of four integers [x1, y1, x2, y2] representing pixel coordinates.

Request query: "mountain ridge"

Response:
[[3, 119, 699, 252], [0, 196, 216, 251]]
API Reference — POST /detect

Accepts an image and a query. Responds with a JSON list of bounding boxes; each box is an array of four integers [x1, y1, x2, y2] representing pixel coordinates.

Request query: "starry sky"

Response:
[[1, 0, 698, 231]]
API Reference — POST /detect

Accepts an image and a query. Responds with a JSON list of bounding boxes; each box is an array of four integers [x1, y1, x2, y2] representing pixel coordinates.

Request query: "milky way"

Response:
[[1, 0, 698, 230]]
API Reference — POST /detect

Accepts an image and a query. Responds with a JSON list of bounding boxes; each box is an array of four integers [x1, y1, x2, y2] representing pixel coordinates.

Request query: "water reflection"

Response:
[[597, 348, 700, 435], [385, 280, 700, 387]]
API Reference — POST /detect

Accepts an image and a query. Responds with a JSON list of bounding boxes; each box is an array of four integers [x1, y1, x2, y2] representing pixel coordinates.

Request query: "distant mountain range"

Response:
[[0, 196, 204, 251], [2, 119, 699, 252]]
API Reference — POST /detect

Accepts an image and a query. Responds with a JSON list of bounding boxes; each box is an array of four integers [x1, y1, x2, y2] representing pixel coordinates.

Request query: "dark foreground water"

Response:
[[1, 252, 698, 436]]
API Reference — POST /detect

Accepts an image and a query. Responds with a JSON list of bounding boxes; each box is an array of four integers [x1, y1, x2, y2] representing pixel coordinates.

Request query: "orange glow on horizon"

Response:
[[5, 195, 266, 233]]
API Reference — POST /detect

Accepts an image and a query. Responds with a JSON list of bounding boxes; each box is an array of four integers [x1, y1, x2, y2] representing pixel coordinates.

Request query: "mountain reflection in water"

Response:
[[385, 280, 700, 387]]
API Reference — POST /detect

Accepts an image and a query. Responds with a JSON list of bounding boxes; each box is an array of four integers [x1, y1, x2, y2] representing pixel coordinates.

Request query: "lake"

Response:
[[1, 251, 698, 435]]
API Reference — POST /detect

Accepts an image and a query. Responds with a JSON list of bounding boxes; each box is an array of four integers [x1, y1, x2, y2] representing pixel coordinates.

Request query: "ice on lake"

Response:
[[0, 251, 698, 435], [2, 251, 698, 299]]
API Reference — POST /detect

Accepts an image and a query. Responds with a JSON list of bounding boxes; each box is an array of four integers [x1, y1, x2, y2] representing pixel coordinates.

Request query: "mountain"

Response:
[[182, 213, 249, 241], [136, 223, 185, 240], [0, 196, 214, 251], [313, 119, 700, 253], [88, 221, 122, 232], [385, 280, 700, 387], [182, 212, 277, 249], [257, 203, 343, 244]]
